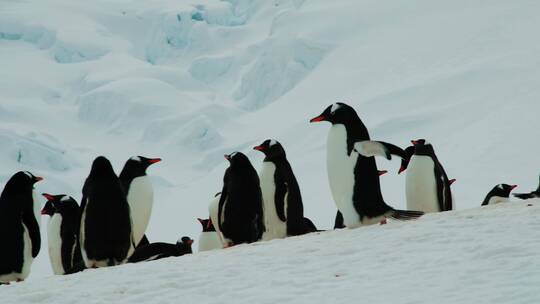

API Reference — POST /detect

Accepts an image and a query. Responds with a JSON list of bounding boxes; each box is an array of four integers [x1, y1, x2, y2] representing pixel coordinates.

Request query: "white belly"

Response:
[[327, 125, 360, 227], [406, 155, 440, 213], [48, 214, 65, 275], [198, 232, 223, 252], [486, 196, 508, 205], [127, 176, 153, 245], [260, 162, 287, 241], [209, 194, 226, 246]]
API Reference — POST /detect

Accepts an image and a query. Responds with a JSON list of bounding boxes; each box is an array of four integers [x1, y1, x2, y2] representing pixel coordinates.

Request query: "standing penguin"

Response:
[[0, 171, 42, 283], [41, 194, 83, 275], [218, 152, 265, 245], [128, 237, 193, 263], [513, 174, 540, 200], [310, 102, 423, 228], [80, 156, 133, 268], [400, 139, 453, 213], [197, 218, 222, 252], [481, 184, 517, 206], [119, 156, 161, 248], [254, 139, 316, 240]]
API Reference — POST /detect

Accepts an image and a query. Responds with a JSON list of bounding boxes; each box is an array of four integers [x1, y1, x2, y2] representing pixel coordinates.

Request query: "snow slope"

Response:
[[3, 202, 540, 304], [1, 0, 540, 282]]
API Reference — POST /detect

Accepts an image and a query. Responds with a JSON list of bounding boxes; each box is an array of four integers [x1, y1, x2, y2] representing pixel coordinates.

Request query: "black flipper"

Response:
[[274, 177, 287, 222], [217, 169, 230, 233], [334, 210, 345, 229], [22, 210, 40, 258], [390, 209, 424, 221]]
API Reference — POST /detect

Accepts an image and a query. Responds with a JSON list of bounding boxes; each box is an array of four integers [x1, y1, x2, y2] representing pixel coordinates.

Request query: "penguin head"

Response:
[[89, 156, 116, 178], [42, 193, 79, 215], [398, 146, 416, 174], [253, 139, 286, 161], [197, 218, 216, 232], [121, 156, 162, 177], [411, 139, 435, 156], [224, 152, 251, 167], [491, 184, 518, 198], [310, 102, 357, 125], [177, 236, 194, 254], [3, 171, 43, 193]]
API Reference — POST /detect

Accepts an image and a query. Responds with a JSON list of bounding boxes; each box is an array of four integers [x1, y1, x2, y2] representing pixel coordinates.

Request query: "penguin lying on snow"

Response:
[[41, 194, 83, 275], [80, 156, 134, 268], [128, 237, 193, 263], [513, 174, 540, 200], [197, 218, 222, 252], [398, 139, 454, 213], [481, 184, 517, 206], [218, 152, 265, 245], [119, 156, 161, 248], [254, 139, 317, 240], [0, 171, 42, 283], [310, 102, 423, 228]]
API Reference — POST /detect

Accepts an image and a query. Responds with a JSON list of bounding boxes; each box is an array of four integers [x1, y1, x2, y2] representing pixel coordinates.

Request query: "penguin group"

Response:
[[1, 102, 536, 283], [0, 155, 193, 284]]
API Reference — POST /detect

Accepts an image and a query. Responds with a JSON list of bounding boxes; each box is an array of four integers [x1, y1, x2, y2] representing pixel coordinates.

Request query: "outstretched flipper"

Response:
[[389, 209, 424, 221], [353, 141, 406, 160]]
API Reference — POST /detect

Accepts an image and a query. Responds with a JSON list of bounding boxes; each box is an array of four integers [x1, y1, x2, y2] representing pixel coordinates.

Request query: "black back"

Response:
[[412, 140, 453, 211], [218, 152, 265, 244], [482, 184, 516, 206], [0, 171, 41, 276], [80, 156, 132, 266], [128, 237, 193, 263], [43, 194, 83, 274], [197, 218, 216, 232]]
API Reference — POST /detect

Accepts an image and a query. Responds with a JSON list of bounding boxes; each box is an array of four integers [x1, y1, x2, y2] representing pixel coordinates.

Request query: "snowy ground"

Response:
[[3, 201, 540, 304], [1, 0, 540, 296]]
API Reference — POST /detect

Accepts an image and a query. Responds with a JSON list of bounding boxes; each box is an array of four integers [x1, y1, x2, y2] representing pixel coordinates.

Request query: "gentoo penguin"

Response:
[[254, 139, 316, 240], [80, 156, 133, 268], [513, 174, 540, 200], [41, 194, 83, 275], [197, 218, 222, 252], [399, 139, 453, 213], [128, 237, 193, 263], [218, 152, 265, 245], [310, 102, 423, 228], [119, 156, 161, 248], [481, 184, 517, 206], [334, 170, 389, 229], [0, 171, 42, 283]]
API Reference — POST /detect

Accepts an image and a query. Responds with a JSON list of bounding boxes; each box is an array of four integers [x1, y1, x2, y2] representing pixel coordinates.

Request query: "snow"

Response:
[[1, 0, 540, 301], [3, 202, 540, 303]]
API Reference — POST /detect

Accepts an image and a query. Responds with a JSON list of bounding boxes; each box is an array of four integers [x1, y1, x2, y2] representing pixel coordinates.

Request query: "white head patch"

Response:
[[130, 156, 141, 162], [60, 195, 71, 202], [497, 184, 504, 190], [230, 152, 238, 158], [269, 139, 277, 146], [330, 103, 341, 113], [23, 171, 32, 178]]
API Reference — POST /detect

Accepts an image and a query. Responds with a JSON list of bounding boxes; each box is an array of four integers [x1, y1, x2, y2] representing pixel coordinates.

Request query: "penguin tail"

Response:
[[390, 209, 424, 221]]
